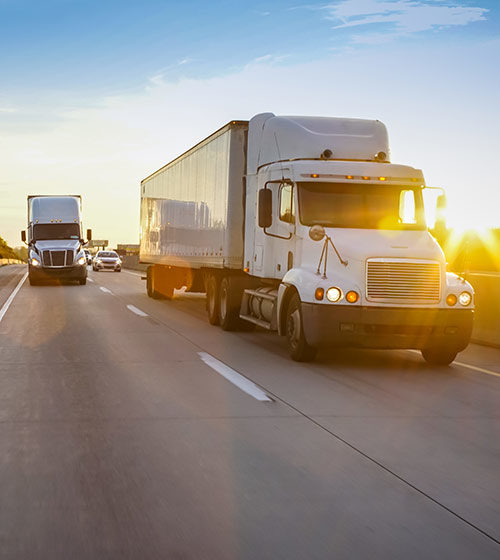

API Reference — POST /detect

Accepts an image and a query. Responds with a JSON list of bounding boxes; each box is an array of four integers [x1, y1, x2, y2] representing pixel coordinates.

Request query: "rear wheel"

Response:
[[285, 293, 317, 362], [421, 346, 458, 366], [219, 276, 245, 331], [206, 274, 220, 325], [79, 278, 86, 285]]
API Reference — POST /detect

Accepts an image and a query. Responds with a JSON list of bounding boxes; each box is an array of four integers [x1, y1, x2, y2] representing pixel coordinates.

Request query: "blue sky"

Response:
[[1, 0, 499, 246]]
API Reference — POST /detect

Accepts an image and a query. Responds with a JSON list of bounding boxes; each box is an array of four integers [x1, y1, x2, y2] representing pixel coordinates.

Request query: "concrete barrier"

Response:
[[121, 255, 147, 273], [468, 272, 500, 347], [0, 259, 25, 266]]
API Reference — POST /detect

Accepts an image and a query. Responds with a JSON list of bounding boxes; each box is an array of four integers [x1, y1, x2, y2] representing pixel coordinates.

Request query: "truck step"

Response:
[[239, 314, 272, 330]]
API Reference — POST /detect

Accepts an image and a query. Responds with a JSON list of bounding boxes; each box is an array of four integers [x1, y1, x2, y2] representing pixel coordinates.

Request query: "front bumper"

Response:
[[94, 261, 121, 270], [301, 304, 474, 351], [30, 264, 87, 281]]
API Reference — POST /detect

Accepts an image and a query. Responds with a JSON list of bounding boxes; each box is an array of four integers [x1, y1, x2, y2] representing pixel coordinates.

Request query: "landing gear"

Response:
[[285, 293, 317, 362]]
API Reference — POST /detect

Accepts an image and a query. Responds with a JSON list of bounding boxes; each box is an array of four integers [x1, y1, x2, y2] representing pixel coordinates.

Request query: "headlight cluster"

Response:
[[30, 257, 41, 267], [77, 256, 86, 265], [446, 291, 472, 307], [315, 287, 359, 304]]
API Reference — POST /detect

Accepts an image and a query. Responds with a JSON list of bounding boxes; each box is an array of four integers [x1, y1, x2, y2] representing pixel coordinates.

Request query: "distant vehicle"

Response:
[[93, 251, 121, 272], [84, 249, 92, 265], [140, 113, 474, 365], [22, 195, 92, 285]]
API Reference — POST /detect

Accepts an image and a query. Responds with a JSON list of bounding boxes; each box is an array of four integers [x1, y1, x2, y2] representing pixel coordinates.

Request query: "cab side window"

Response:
[[279, 184, 295, 224]]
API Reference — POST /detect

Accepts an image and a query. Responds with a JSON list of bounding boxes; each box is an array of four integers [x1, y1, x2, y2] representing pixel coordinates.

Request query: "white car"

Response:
[[92, 251, 122, 272]]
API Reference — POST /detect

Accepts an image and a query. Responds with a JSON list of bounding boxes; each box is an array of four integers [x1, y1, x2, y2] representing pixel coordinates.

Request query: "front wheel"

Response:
[[285, 293, 317, 362], [421, 346, 458, 366]]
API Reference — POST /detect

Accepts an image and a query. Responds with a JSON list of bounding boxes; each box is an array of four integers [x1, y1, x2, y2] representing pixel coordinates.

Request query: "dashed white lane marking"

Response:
[[407, 349, 500, 379], [198, 352, 273, 402], [100, 286, 113, 294], [0, 271, 28, 324], [87, 278, 94, 283], [122, 269, 142, 277], [127, 304, 148, 317]]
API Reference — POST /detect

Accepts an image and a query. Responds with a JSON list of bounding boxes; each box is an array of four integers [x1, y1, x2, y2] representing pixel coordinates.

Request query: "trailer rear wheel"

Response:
[[286, 293, 317, 362], [79, 278, 86, 285], [206, 274, 220, 325], [421, 346, 458, 366]]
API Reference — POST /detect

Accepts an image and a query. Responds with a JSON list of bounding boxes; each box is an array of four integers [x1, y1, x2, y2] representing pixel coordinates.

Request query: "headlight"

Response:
[[459, 291, 472, 306], [96, 259, 102, 264], [30, 257, 41, 267], [77, 256, 86, 265], [326, 287, 342, 302]]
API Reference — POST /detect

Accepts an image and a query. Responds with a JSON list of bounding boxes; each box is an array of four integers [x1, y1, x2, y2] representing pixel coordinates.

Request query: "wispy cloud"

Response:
[[324, 0, 488, 43]]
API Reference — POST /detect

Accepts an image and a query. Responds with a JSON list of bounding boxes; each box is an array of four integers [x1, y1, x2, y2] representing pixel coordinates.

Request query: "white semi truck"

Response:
[[22, 195, 92, 285], [140, 113, 474, 364]]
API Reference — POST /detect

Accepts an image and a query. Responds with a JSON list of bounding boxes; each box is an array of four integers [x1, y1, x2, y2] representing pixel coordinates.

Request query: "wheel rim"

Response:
[[208, 281, 216, 316], [286, 309, 301, 351], [220, 285, 228, 321]]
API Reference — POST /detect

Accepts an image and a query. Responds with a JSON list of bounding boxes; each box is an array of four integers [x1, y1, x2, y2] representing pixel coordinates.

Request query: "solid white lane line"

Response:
[[127, 304, 148, 317], [407, 349, 500, 379], [0, 271, 28, 324], [198, 352, 272, 402], [100, 286, 113, 294], [453, 360, 500, 379], [122, 269, 142, 277]]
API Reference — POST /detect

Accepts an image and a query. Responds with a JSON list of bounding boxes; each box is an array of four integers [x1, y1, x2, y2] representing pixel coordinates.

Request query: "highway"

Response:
[[0, 264, 499, 559]]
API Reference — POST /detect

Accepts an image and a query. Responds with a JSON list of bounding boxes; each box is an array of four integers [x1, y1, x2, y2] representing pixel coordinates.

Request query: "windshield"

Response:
[[297, 182, 426, 230], [33, 223, 81, 240], [98, 252, 118, 258]]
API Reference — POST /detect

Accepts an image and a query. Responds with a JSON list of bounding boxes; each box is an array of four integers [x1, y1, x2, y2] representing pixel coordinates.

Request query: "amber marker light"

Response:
[[345, 175, 354, 179], [311, 173, 319, 178], [315, 287, 324, 301], [346, 290, 359, 303], [446, 294, 457, 306], [378, 177, 387, 181], [362, 176, 370, 180]]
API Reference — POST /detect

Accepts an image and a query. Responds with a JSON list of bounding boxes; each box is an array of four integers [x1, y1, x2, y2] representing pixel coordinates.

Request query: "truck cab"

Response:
[[243, 114, 474, 364], [22, 196, 91, 285]]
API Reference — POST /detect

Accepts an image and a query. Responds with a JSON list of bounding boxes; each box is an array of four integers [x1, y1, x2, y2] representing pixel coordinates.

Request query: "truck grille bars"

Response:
[[42, 250, 75, 267], [366, 260, 441, 303]]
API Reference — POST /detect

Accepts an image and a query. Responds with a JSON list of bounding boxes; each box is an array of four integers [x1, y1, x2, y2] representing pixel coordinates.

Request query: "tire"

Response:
[[285, 293, 317, 362], [206, 274, 220, 325], [421, 346, 458, 366], [219, 276, 244, 331], [79, 278, 87, 285]]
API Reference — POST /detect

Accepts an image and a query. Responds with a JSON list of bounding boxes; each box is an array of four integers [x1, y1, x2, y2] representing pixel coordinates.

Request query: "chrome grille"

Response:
[[51, 251, 65, 266], [366, 260, 441, 303], [41, 249, 74, 267]]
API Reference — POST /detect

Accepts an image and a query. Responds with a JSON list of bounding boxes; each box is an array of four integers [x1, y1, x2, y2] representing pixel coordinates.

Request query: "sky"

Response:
[[1, 0, 499, 248]]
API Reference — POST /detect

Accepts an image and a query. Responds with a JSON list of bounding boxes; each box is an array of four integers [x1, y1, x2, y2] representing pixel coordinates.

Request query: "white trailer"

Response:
[[140, 114, 474, 364], [22, 195, 92, 285]]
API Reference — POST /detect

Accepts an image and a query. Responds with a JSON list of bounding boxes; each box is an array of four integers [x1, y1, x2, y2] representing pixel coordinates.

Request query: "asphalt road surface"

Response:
[[0, 264, 499, 559]]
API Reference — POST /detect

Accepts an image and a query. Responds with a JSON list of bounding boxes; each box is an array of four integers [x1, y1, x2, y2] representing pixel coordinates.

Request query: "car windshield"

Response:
[[297, 182, 426, 230], [33, 223, 81, 240], [98, 252, 118, 258]]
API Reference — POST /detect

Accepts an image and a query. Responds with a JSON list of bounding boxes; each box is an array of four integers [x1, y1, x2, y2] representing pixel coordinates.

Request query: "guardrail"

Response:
[[0, 258, 25, 266], [468, 272, 500, 347]]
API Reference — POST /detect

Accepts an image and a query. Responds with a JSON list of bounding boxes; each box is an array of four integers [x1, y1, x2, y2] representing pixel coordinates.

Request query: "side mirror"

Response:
[[258, 188, 272, 229], [436, 194, 447, 211], [309, 224, 325, 242], [21, 230, 26, 243], [86, 229, 92, 241]]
